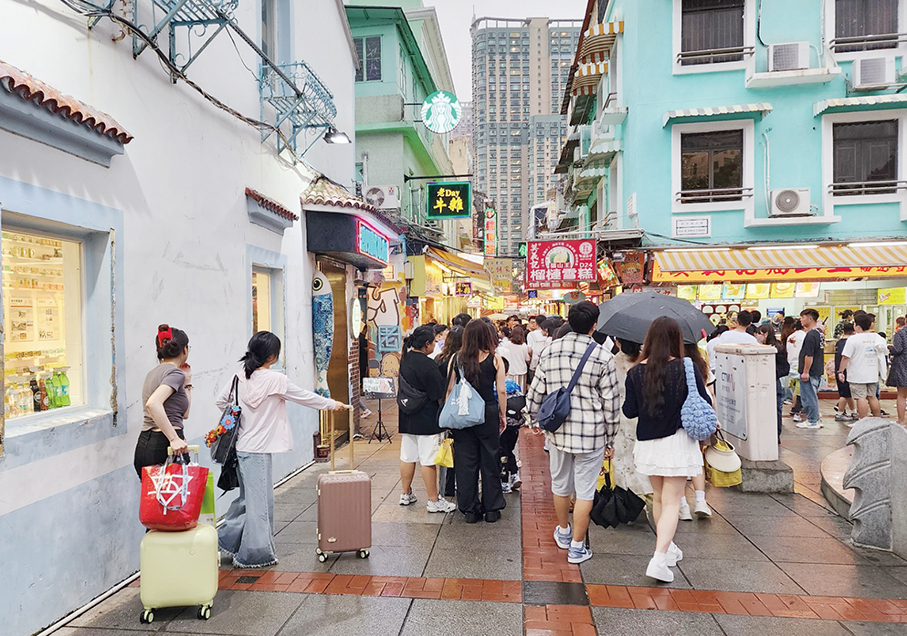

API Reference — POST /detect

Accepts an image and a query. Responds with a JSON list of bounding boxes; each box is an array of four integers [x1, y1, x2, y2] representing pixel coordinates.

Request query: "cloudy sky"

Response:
[[422, 0, 588, 100]]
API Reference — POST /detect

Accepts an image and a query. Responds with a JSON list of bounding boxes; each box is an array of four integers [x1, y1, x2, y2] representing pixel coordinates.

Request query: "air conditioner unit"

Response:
[[768, 42, 809, 72], [363, 185, 400, 209], [853, 57, 896, 89], [770, 188, 811, 217]]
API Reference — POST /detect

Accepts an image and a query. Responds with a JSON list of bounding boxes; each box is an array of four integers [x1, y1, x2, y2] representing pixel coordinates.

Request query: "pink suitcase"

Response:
[[315, 418, 371, 561]]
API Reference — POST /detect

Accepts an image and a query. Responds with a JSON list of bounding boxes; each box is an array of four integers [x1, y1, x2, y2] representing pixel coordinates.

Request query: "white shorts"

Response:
[[400, 433, 442, 466], [548, 444, 605, 502]]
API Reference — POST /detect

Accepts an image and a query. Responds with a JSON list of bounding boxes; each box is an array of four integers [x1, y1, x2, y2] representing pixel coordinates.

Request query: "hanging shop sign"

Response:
[[356, 219, 390, 264], [484, 204, 497, 257], [466, 295, 483, 308], [427, 181, 471, 220], [421, 90, 463, 134], [878, 287, 907, 305], [503, 295, 520, 312], [723, 283, 746, 300], [526, 239, 596, 288], [485, 257, 513, 292], [796, 282, 821, 298], [652, 261, 907, 283], [455, 282, 473, 296], [615, 252, 646, 285], [527, 290, 538, 299], [770, 283, 795, 299]]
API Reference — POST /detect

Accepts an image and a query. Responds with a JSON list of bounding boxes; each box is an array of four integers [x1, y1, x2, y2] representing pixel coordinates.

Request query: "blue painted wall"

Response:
[[608, 0, 907, 243]]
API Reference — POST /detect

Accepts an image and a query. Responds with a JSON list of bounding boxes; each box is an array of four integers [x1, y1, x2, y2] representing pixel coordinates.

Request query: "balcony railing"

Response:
[[260, 61, 337, 156], [830, 180, 907, 196], [676, 187, 754, 204], [830, 33, 907, 53], [677, 46, 755, 66]]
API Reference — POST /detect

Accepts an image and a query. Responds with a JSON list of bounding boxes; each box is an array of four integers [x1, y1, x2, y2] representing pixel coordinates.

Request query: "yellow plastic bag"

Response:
[[433, 438, 454, 468], [596, 458, 616, 491]]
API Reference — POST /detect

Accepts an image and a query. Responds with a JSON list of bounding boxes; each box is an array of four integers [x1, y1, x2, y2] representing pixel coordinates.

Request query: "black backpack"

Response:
[[397, 373, 429, 415]]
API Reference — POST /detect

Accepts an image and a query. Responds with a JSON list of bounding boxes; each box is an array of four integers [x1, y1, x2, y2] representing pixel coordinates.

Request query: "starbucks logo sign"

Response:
[[421, 91, 462, 134]]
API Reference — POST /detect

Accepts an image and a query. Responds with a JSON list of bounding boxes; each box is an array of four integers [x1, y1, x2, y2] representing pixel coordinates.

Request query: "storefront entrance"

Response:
[[318, 259, 349, 446]]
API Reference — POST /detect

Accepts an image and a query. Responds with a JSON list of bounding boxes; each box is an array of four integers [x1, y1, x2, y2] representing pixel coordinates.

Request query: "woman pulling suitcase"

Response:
[[216, 331, 349, 568]]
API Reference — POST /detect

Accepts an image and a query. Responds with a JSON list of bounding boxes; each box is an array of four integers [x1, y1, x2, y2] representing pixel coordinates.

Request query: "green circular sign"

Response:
[[421, 90, 462, 134]]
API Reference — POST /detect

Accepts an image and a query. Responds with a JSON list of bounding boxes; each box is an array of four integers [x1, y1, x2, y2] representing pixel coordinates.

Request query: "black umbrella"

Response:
[[597, 292, 714, 345]]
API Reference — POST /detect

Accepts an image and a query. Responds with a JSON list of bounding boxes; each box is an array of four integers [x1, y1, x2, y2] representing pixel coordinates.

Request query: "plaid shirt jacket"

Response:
[[526, 332, 620, 454]]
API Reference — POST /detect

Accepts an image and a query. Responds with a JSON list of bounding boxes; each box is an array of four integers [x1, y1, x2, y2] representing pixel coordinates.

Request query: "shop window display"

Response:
[[3, 230, 83, 418]]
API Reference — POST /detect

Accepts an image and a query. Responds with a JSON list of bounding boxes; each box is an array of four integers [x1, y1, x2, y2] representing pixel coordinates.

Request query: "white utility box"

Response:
[[712, 343, 779, 462]]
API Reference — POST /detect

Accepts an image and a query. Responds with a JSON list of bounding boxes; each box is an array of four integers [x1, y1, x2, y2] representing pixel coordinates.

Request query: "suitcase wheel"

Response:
[[357, 549, 370, 559], [140, 610, 154, 624], [317, 552, 328, 563], [197, 604, 212, 620]]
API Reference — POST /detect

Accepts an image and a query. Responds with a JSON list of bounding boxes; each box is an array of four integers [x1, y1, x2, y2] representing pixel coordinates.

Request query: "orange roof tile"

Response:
[[301, 176, 377, 213], [0, 61, 133, 144], [245, 187, 299, 221]]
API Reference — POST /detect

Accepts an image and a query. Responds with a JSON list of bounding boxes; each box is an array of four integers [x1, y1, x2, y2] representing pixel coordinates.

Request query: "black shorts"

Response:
[[838, 379, 852, 399]]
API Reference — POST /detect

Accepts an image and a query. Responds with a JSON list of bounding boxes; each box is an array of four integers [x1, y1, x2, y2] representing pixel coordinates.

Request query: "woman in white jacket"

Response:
[[217, 331, 348, 568]]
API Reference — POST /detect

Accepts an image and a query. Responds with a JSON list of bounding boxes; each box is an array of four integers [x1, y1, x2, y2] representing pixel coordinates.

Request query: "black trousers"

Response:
[[134, 428, 185, 478], [452, 406, 506, 515], [499, 426, 520, 477], [443, 458, 457, 498]]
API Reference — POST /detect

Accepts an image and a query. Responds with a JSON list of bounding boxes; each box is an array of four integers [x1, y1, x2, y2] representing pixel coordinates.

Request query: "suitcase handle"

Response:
[[327, 409, 355, 473]]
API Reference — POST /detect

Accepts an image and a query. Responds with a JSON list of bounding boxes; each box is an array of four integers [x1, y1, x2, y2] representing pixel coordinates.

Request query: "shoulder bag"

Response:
[[537, 341, 598, 433], [207, 375, 241, 464], [439, 357, 487, 430], [680, 357, 718, 442], [397, 372, 429, 415]]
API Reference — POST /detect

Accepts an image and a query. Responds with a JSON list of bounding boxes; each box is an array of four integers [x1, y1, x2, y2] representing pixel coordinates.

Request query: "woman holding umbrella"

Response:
[[623, 317, 712, 583]]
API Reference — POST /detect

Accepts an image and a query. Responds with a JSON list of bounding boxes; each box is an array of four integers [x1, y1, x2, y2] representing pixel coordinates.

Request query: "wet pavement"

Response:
[[55, 397, 907, 636]]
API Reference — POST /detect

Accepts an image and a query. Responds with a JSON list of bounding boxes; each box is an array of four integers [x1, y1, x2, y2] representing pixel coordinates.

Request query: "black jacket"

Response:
[[398, 351, 447, 435]]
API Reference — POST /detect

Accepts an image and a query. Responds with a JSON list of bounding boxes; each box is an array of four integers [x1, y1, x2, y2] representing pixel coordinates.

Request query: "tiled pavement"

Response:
[[57, 398, 907, 635]]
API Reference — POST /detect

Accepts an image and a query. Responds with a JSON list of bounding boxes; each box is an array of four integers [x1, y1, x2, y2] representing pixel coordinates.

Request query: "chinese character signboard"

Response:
[[427, 181, 471, 220], [455, 281, 472, 296], [421, 90, 462, 134], [526, 240, 596, 289], [485, 257, 512, 292], [484, 205, 497, 257]]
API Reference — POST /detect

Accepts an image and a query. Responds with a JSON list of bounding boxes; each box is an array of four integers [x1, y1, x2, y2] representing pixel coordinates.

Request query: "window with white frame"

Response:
[[832, 119, 899, 195], [354, 37, 382, 82], [261, 0, 278, 60], [672, 119, 754, 214], [833, 0, 900, 53], [676, 0, 751, 67]]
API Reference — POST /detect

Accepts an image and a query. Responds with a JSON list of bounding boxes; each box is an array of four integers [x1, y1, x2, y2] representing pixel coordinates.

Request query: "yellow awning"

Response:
[[579, 21, 623, 63], [425, 247, 491, 285], [655, 243, 907, 272], [572, 61, 609, 96]]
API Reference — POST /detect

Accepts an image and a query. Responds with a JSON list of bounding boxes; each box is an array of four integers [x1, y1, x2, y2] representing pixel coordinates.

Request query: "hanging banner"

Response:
[[615, 253, 646, 285], [652, 260, 907, 283], [484, 204, 497, 257], [427, 181, 471, 220], [455, 281, 472, 296], [485, 257, 513, 292], [526, 239, 596, 288]]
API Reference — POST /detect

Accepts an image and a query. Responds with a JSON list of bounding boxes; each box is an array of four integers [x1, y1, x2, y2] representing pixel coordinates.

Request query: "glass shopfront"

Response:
[[2, 229, 83, 418]]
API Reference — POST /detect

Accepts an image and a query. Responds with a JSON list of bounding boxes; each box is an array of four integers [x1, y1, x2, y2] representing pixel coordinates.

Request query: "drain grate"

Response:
[[236, 576, 260, 584]]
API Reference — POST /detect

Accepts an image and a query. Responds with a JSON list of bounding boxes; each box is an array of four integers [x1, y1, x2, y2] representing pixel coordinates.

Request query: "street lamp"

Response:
[[323, 126, 352, 144]]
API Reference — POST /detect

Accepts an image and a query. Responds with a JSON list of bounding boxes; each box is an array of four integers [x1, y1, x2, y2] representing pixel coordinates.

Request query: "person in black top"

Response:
[[833, 323, 858, 422], [797, 308, 825, 429], [397, 325, 456, 513], [447, 320, 507, 523], [435, 326, 464, 498], [623, 317, 711, 584], [756, 325, 790, 441]]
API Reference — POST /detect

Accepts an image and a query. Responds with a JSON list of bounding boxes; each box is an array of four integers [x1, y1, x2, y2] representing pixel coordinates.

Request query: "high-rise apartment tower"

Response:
[[471, 17, 582, 255]]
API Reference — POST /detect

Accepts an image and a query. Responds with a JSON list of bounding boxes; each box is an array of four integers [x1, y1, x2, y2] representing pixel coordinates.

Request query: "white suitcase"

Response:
[[139, 524, 218, 624]]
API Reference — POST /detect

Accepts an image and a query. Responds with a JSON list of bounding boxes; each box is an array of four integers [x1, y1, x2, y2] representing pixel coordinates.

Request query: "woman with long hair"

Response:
[[500, 325, 531, 391], [623, 317, 711, 582], [397, 325, 456, 513], [217, 332, 349, 568], [435, 326, 464, 499], [447, 320, 507, 523], [135, 325, 192, 476], [756, 325, 790, 440]]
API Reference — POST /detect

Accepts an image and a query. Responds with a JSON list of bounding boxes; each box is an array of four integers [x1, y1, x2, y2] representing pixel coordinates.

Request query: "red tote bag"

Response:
[[140, 452, 209, 532]]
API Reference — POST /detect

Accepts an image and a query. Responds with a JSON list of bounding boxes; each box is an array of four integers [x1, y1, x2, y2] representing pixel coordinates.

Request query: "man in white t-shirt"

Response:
[[838, 313, 888, 420], [527, 314, 548, 379], [707, 310, 759, 372]]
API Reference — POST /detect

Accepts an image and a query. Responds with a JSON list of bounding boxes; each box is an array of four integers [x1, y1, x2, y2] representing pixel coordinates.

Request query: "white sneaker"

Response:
[[694, 500, 712, 519], [666, 542, 683, 567], [427, 497, 456, 513], [796, 420, 823, 429], [792, 413, 803, 423], [646, 556, 674, 582], [678, 498, 693, 521], [553, 524, 573, 549], [361, 408, 373, 418], [399, 491, 417, 506], [501, 481, 512, 494], [509, 473, 522, 491]]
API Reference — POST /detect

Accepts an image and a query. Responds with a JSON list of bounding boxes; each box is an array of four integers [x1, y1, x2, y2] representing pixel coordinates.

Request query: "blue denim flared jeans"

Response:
[[218, 451, 277, 568]]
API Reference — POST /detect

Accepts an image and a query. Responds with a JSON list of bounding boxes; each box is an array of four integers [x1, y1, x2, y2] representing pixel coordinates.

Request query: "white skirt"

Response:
[[634, 428, 703, 478]]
